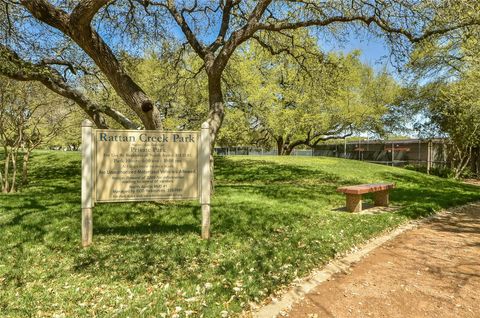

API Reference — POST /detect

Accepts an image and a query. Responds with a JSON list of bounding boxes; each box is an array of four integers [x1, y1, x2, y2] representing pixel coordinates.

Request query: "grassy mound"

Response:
[[1, 151, 478, 317]]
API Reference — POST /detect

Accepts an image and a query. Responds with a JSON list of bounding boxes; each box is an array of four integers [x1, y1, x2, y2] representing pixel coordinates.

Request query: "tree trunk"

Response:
[[3, 148, 10, 193], [284, 140, 309, 156], [475, 147, 480, 178], [10, 150, 17, 193], [0, 44, 141, 129], [454, 146, 472, 179], [449, 144, 470, 179], [71, 27, 162, 130], [22, 150, 31, 186], [206, 74, 225, 149], [205, 73, 226, 192], [284, 147, 294, 156], [276, 136, 307, 156], [276, 137, 298, 155], [276, 137, 284, 155]]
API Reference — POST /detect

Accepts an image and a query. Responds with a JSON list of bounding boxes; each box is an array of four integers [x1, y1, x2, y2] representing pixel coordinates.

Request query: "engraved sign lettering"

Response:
[[95, 130, 199, 202]]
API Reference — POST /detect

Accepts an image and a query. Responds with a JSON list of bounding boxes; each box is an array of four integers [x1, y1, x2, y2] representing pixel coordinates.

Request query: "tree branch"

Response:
[[309, 126, 354, 147], [20, 0, 69, 31], [70, 0, 111, 28], [39, 58, 77, 75], [209, 0, 240, 52], [162, 0, 207, 59], [215, 0, 273, 70], [0, 44, 140, 129], [256, 15, 479, 43], [20, 0, 162, 129]]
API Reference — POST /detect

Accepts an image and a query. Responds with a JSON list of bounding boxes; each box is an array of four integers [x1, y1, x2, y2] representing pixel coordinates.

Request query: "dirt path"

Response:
[[285, 202, 480, 318]]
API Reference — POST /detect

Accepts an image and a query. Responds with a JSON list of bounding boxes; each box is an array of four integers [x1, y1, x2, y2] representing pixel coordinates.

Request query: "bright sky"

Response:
[[318, 28, 399, 75], [330, 38, 390, 70]]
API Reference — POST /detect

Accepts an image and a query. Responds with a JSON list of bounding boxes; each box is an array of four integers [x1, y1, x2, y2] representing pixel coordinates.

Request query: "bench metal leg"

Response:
[[373, 190, 389, 207], [346, 194, 362, 212]]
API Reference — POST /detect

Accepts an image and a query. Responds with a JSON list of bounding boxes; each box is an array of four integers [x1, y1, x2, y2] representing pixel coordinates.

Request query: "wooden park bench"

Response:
[[337, 183, 395, 212]]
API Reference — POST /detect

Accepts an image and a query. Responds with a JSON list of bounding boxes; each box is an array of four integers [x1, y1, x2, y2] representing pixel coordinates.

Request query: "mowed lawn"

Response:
[[0, 151, 479, 317]]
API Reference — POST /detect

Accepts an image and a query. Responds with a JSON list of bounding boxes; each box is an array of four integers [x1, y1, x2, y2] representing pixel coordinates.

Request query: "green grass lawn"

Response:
[[0, 151, 479, 317]]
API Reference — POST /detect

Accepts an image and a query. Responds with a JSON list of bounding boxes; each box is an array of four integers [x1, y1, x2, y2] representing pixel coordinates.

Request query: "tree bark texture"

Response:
[[206, 74, 225, 150]]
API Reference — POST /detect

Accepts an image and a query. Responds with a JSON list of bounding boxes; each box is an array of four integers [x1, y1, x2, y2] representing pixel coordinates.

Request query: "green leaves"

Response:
[[221, 37, 399, 150]]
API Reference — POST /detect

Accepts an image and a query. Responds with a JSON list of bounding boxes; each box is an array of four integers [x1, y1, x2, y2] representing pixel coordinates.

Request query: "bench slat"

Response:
[[337, 183, 395, 195]]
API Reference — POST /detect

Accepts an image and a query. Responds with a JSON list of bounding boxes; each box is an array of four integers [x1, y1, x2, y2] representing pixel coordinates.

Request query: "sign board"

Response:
[[81, 120, 211, 247], [94, 130, 200, 202]]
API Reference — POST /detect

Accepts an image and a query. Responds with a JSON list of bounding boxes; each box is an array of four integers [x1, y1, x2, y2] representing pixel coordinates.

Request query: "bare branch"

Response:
[[209, 0, 274, 72], [161, 0, 207, 59], [251, 34, 313, 77], [256, 15, 479, 44], [209, 0, 240, 52], [40, 58, 77, 75]]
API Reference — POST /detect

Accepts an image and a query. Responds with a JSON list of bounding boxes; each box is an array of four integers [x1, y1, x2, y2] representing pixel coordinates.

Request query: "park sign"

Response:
[[95, 130, 199, 202], [81, 120, 211, 247]]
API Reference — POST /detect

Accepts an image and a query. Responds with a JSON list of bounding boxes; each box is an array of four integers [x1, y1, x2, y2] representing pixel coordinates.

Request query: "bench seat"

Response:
[[337, 183, 395, 212]]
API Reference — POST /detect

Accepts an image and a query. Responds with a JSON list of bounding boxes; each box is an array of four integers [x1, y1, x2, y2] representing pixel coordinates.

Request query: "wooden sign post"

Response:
[[80, 119, 211, 247], [199, 122, 211, 239], [81, 120, 94, 247]]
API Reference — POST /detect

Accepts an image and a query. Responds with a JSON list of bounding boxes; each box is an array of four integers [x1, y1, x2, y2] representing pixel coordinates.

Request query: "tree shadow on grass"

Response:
[[0, 209, 48, 255], [94, 221, 199, 236], [215, 183, 341, 204], [71, 198, 307, 280], [0, 197, 48, 213], [215, 157, 348, 184], [94, 204, 201, 236], [212, 201, 304, 233], [379, 171, 480, 218], [0, 209, 38, 226], [29, 158, 80, 181]]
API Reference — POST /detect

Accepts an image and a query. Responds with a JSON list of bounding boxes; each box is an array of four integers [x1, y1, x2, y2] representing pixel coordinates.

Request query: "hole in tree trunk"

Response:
[[141, 100, 153, 112]]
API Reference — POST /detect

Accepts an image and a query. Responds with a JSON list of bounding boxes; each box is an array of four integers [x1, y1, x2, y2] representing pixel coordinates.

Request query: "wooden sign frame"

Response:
[[81, 119, 211, 247]]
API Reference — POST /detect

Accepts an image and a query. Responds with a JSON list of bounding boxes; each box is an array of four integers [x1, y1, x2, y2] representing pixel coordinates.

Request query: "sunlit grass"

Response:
[[1, 152, 479, 317]]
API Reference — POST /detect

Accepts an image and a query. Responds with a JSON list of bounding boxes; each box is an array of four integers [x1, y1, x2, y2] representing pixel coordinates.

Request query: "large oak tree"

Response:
[[1, 0, 479, 151]]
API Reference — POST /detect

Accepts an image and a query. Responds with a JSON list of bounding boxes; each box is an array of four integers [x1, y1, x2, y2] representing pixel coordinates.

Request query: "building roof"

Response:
[[340, 138, 446, 145]]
